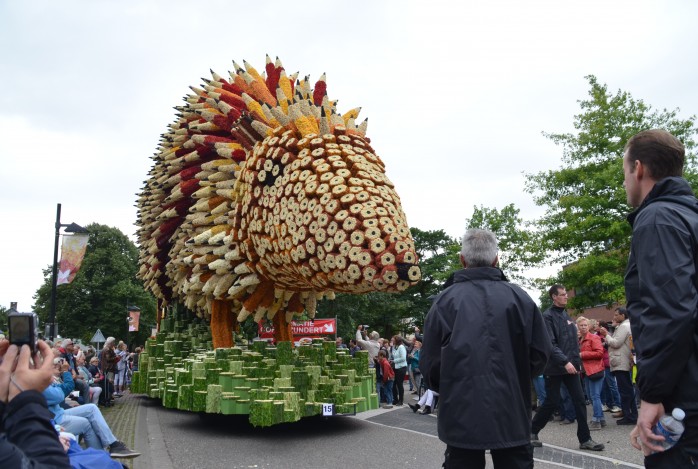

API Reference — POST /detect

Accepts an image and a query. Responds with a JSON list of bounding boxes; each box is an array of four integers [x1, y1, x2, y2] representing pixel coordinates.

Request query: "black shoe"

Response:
[[109, 441, 141, 458], [421, 405, 432, 415], [408, 403, 420, 413], [579, 439, 604, 451], [531, 433, 542, 447], [617, 418, 637, 425]]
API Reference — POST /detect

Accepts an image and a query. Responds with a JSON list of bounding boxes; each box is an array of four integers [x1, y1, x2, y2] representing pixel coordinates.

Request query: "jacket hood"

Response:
[[628, 177, 698, 226]]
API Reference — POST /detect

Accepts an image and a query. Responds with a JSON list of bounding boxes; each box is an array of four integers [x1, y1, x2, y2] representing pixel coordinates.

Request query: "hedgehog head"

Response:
[[234, 125, 420, 296]]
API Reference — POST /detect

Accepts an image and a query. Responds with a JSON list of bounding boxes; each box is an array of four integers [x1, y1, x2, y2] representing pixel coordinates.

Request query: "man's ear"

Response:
[[459, 254, 467, 268], [635, 159, 648, 181], [492, 254, 499, 267]]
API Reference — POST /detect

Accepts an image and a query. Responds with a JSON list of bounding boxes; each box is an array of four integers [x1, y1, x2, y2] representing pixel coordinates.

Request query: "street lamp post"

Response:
[[48, 203, 88, 341]]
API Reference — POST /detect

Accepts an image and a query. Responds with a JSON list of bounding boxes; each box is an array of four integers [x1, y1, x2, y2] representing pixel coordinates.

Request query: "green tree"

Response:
[[0, 305, 7, 333], [465, 204, 544, 288], [525, 75, 697, 308], [33, 224, 156, 347]]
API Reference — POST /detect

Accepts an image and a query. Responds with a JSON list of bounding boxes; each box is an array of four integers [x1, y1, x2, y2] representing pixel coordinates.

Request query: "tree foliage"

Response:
[[465, 204, 544, 288], [33, 224, 156, 346], [525, 75, 697, 308], [0, 305, 7, 334]]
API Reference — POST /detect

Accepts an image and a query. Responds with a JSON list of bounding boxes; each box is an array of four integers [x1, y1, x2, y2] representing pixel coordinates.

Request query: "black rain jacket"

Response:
[[625, 176, 698, 412], [0, 390, 71, 468], [541, 305, 583, 376], [421, 267, 551, 449]]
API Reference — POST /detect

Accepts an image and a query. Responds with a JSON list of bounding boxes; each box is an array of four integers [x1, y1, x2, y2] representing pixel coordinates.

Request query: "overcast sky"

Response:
[[2, 0, 697, 313]]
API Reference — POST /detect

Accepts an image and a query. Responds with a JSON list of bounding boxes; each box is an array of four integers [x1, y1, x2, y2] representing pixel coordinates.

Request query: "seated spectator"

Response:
[[61, 339, 90, 404], [60, 432, 128, 468], [408, 389, 439, 415], [77, 353, 102, 405], [43, 355, 140, 458], [0, 339, 71, 468]]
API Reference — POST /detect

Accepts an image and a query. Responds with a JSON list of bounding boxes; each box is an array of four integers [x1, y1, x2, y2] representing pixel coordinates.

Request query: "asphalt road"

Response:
[[133, 397, 646, 469]]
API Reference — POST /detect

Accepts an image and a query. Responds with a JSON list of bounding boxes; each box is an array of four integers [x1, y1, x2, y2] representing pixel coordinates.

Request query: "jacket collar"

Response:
[[452, 267, 508, 284], [627, 177, 697, 226]]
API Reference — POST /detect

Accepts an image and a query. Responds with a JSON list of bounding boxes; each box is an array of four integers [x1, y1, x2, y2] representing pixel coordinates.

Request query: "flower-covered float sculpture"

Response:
[[133, 56, 421, 425]]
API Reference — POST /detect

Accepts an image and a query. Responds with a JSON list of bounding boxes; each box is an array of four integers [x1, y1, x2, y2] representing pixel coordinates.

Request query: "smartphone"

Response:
[[8, 311, 39, 354]]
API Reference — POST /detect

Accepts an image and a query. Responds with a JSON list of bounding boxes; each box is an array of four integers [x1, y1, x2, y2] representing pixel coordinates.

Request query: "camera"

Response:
[[363, 325, 369, 330], [8, 311, 39, 354]]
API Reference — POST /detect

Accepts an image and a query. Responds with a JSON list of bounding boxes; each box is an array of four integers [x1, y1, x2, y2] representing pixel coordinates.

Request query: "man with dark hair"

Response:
[[622, 128, 698, 466], [530, 285, 605, 451], [422, 229, 552, 468], [599, 308, 636, 425]]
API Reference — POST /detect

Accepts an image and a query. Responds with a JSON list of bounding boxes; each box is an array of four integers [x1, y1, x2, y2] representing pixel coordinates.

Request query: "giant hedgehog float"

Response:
[[136, 56, 421, 347]]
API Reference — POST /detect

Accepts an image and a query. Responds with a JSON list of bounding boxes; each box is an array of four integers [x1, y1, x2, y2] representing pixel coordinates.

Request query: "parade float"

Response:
[[132, 56, 421, 426]]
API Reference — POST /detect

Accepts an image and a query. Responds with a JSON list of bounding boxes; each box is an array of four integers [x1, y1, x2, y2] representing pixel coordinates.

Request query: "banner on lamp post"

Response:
[[57, 234, 89, 285], [128, 310, 141, 332]]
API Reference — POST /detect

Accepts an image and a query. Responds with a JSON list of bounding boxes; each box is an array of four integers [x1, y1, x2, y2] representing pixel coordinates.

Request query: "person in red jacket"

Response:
[[377, 350, 394, 409], [578, 317, 606, 430]]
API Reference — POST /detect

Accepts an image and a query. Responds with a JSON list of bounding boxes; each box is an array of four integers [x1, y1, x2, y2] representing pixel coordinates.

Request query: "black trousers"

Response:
[[531, 374, 590, 443], [393, 366, 407, 404], [443, 444, 533, 469], [612, 370, 638, 422]]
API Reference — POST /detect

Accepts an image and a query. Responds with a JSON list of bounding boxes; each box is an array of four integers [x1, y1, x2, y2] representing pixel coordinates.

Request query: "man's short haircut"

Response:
[[369, 331, 380, 340], [615, 307, 628, 319], [61, 338, 73, 347], [548, 284, 565, 300], [461, 229, 498, 268], [624, 129, 685, 180], [576, 316, 588, 325]]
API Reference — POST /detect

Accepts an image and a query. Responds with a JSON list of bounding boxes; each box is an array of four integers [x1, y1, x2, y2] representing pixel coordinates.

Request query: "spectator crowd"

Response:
[[1, 334, 142, 468]]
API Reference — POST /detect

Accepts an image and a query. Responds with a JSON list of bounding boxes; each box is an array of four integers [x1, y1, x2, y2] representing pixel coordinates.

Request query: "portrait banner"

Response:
[[128, 310, 141, 332], [57, 234, 89, 285]]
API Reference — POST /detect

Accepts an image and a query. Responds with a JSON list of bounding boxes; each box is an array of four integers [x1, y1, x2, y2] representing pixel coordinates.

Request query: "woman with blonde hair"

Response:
[[577, 316, 606, 430]]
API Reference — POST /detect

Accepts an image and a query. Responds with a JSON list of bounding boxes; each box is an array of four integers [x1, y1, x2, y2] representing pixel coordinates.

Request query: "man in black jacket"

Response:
[[421, 229, 552, 468], [622, 129, 698, 467], [530, 285, 605, 451]]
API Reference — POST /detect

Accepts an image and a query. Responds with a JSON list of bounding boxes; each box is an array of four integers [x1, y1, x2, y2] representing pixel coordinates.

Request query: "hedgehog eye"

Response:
[[261, 162, 285, 187]]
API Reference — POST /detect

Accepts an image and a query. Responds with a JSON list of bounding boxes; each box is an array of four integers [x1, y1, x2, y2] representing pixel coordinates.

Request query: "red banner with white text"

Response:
[[258, 319, 336, 344]]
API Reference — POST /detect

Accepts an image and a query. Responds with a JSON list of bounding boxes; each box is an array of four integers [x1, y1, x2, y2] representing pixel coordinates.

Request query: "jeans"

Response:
[[381, 380, 394, 405], [531, 374, 590, 444], [613, 370, 638, 422], [601, 368, 621, 408], [586, 377, 604, 422], [532, 376, 546, 406], [60, 403, 117, 449], [443, 444, 533, 469]]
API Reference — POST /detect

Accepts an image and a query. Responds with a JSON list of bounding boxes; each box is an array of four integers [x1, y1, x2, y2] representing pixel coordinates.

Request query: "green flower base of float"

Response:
[[131, 315, 378, 426]]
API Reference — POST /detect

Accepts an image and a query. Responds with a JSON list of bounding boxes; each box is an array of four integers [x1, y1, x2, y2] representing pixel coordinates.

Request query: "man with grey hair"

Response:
[[421, 229, 552, 468]]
